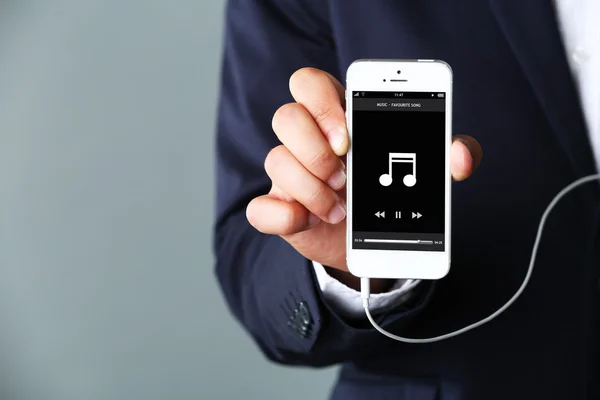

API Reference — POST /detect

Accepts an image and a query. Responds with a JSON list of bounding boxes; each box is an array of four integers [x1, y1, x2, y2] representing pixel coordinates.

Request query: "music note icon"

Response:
[[379, 152, 417, 187]]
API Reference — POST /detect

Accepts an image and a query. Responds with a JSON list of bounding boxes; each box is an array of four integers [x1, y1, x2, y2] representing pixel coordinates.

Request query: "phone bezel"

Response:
[[345, 59, 452, 279]]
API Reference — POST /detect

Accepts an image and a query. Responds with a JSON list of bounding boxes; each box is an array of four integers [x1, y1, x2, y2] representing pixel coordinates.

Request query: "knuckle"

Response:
[[305, 184, 331, 214], [307, 149, 336, 176], [289, 68, 338, 125], [272, 103, 302, 132], [312, 102, 334, 124], [280, 208, 301, 234]]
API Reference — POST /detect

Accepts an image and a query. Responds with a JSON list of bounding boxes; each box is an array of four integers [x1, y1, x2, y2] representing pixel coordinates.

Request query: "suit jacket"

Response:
[[213, 1, 600, 398]]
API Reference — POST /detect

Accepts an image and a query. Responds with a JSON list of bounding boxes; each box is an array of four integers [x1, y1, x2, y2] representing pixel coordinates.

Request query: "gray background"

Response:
[[0, 1, 337, 399]]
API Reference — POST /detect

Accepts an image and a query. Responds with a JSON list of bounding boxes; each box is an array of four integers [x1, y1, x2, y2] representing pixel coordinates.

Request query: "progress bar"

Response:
[[363, 239, 434, 244]]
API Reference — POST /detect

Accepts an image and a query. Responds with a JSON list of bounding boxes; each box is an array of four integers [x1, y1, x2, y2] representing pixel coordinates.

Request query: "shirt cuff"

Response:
[[312, 261, 418, 319]]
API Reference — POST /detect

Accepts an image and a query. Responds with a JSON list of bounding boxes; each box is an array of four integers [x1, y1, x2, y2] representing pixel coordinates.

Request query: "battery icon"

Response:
[[438, 93, 444, 98]]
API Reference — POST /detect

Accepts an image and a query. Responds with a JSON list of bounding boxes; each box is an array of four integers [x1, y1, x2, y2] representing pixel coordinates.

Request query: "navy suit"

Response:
[[214, 1, 600, 398]]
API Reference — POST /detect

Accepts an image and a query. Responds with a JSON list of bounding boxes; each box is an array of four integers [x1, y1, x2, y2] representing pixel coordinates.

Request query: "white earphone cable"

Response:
[[361, 174, 600, 343]]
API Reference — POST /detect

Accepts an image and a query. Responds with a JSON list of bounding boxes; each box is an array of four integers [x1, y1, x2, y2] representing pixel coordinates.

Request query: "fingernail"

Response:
[[307, 213, 321, 228], [327, 169, 346, 189], [329, 126, 347, 153], [456, 138, 472, 153], [327, 203, 346, 224]]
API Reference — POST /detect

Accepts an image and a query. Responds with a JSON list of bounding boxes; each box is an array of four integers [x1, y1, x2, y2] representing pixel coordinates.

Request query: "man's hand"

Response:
[[246, 68, 482, 290]]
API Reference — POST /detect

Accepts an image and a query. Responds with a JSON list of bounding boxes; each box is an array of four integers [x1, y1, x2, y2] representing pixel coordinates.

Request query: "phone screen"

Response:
[[351, 91, 446, 252]]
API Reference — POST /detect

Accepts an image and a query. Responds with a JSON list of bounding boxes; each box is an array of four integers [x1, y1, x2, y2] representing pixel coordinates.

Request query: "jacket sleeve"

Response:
[[213, 0, 436, 367]]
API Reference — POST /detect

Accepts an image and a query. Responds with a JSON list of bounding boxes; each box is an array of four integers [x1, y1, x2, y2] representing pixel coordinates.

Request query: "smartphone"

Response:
[[345, 60, 452, 279]]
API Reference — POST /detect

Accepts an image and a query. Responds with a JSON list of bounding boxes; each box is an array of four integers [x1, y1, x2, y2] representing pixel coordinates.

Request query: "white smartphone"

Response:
[[345, 59, 452, 280]]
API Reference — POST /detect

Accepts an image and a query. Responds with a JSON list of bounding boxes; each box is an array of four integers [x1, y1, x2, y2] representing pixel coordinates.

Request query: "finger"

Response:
[[289, 68, 348, 156], [272, 103, 346, 190], [323, 71, 346, 108], [269, 183, 294, 202], [451, 135, 483, 181], [270, 184, 326, 229], [454, 135, 483, 171], [247, 195, 320, 235], [265, 145, 346, 224]]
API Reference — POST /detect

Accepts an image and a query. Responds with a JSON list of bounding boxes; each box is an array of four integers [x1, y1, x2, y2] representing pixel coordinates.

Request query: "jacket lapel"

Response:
[[489, 0, 598, 180]]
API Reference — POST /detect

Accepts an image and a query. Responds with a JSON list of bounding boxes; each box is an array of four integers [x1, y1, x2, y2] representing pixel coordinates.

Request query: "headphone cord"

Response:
[[361, 174, 600, 343]]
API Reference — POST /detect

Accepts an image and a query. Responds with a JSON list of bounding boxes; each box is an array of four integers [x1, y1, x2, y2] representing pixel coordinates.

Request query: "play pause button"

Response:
[[412, 212, 422, 219]]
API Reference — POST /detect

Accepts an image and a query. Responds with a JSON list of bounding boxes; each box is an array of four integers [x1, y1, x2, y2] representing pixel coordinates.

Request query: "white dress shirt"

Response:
[[314, 0, 600, 319]]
